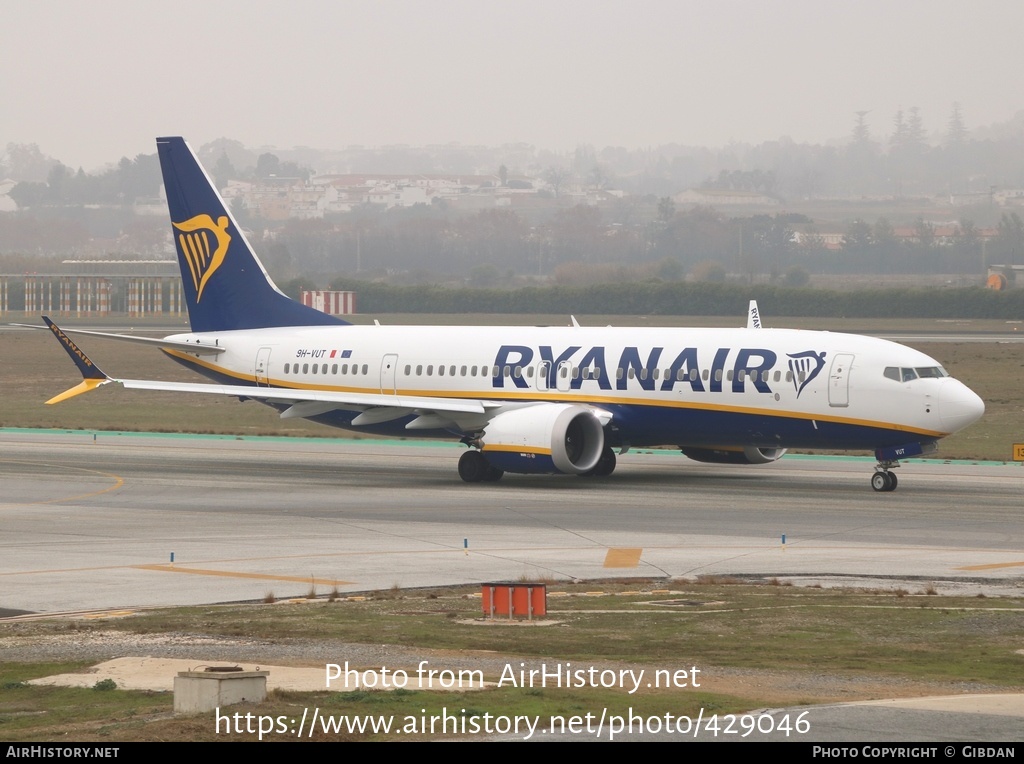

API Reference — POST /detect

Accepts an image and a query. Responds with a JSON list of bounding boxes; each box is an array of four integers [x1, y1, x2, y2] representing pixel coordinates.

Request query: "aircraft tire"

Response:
[[580, 447, 616, 477], [459, 450, 488, 483], [483, 464, 504, 482], [871, 471, 897, 492]]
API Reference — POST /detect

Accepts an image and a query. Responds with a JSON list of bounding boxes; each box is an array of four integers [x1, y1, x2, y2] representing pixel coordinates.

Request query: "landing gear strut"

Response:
[[871, 461, 899, 492]]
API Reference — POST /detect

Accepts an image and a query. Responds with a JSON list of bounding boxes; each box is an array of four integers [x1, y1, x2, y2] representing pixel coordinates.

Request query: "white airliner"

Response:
[[38, 137, 984, 491]]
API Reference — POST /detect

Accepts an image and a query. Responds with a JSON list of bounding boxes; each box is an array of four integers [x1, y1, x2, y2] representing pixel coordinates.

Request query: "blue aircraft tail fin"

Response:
[[156, 136, 346, 332]]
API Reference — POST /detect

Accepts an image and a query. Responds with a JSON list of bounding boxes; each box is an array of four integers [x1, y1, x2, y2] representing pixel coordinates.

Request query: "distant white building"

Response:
[[673, 189, 780, 207]]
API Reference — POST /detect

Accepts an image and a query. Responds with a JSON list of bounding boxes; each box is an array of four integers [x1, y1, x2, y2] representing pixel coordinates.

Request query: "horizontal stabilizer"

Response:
[[15, 322, 226, 355]]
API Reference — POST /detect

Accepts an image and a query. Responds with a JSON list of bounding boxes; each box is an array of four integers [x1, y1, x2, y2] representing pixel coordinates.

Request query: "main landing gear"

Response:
[[458, 449, 504, 483], [579, 446, 617, 478], [871, 461, 899, 492]]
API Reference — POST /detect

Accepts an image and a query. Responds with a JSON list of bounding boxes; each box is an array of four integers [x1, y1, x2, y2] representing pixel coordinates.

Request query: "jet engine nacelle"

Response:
[[480, 404, 605, 475], [680, 446, 788, 465]]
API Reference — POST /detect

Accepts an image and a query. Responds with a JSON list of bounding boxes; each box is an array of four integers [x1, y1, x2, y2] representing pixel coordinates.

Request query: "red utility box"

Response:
[[482, 582, 547, 619]]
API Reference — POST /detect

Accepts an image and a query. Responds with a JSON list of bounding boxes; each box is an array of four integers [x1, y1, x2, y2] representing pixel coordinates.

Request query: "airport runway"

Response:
[[2, 430, 1022, 613]]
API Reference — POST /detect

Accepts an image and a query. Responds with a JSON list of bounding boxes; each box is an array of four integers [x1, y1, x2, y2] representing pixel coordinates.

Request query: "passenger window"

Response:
[[439, 365, 445, 376], [514, 366, 522, 378], [714, 369, 722, 382], [460, 365, 467, 376], [302, 363, 309, 374], [774, 370, 781, 382], [312, 364, 318, 374], [404, 365, 410, 375], [362, 364, 368, 375], [427, 365, 433, 376], [690, 369, 698, 381], [526, 367, 534, 378], [333, 364, 339, 374], [284, 363, 290, 373], [702, 369, 709, 381]]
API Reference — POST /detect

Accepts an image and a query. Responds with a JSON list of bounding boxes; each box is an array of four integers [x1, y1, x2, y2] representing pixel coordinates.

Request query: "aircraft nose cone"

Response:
[[939, 382, 985, 433]]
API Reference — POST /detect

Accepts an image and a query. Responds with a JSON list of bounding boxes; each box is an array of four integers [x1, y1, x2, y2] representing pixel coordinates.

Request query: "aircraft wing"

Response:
[[93, 377, 491, 414], [41, 317, 497, 426]]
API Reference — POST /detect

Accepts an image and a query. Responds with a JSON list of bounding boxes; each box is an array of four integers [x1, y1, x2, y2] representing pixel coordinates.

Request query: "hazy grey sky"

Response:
[[4, 0, 1022, 170]]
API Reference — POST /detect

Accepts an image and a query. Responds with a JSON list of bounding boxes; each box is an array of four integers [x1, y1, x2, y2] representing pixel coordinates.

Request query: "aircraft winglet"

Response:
[[42, 316, 111, 404]]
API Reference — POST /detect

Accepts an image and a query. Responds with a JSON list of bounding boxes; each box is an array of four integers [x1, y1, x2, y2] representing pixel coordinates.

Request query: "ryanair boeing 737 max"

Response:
[[37, 137, 985, 491]]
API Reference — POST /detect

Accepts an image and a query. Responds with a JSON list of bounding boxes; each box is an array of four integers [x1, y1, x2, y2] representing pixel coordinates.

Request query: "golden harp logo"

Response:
[[172, 214, 231, 302]]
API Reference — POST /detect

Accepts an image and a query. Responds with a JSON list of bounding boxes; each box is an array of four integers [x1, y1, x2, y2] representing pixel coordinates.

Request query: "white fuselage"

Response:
[[161, 324, 983, 451]]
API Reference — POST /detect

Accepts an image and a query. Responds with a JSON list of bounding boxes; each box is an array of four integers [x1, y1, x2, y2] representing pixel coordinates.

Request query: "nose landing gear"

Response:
[[871, 461, 899, 492]]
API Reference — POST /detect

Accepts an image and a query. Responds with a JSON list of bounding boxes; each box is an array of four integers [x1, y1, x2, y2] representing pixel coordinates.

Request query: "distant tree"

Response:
[[873, 217, 897, 251], [498, 164, 508, 187], [994, 212, 1024, 264], [657, 196, 675, 222], [3, 142, 57, 182], [913, 217, 935, 250], [946, 102, 968, 147], [782, 265, 810, 287], [890, 109, 908, 151], [691, 260, 726, 283], [852, 110, 871, 147], [905, 107, 926, 151], [255, 152, 281, 178], [657, 257, 683, 281], [843, 218, 873, 253], [7, 180, 47, 208], [544, 166, 570, 198], [214, 151, 237, 189]]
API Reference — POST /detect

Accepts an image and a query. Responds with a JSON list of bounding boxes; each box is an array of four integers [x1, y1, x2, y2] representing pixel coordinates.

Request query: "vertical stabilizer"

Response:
[[157, 136, 346, 332]]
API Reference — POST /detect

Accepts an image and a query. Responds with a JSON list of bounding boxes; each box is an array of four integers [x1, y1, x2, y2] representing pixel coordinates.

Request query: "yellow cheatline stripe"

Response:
[[162, 351, 947, 439], [133, 564, 351, 585], [955, 561, 1024, 571], [604, 548, 643, 568], [45, 377, 107, 405], [482, 444, 551, 456]]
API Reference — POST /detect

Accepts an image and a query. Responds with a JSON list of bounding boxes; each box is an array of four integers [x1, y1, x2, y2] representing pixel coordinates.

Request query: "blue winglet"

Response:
[[43, 316, 110, 404]]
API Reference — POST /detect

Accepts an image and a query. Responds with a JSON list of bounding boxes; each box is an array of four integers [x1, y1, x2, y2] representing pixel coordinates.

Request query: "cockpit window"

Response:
[[884, 366, 949, 382]]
